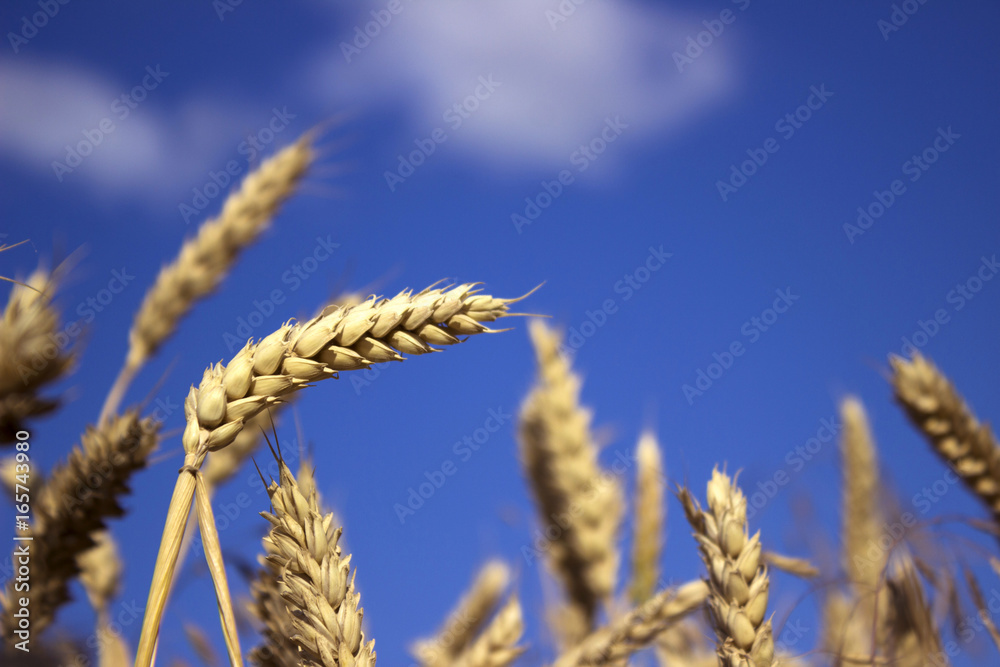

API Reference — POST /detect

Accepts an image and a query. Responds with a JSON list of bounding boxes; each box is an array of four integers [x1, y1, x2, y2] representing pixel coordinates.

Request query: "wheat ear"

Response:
[[100, 136, 313, 423], [891, 353, 1000, 527], [518, 320, 623, 643], [451, 594, 525, 667], [837, 396, 891, 663], [255, 455, 375, 667], [411, 560, 511, 667], [882, 550, 945, 667], [678, 469, 775, 667], [0, 267, 74, 442], [78, 531, 132, 667], [629, 431, 664, 605], [551, 580, 709, 667], [135, 282, 524, 667], [0, 412, 158, 637]]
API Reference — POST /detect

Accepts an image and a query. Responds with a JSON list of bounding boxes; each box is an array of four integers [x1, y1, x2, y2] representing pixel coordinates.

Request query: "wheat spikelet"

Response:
[[451, 594, 525, 667], [678, 469, 775, 667], [0, 267, 74, 442], [891, 352, 1000, 525], [629, 431, 664, 605], [551, 580, 709, 667], [411, 560, 511, 667], [0, 412, 158, 637], [101, 136, 313, 422], [518, 320, 623, 643], [252, 456, 375, 667]]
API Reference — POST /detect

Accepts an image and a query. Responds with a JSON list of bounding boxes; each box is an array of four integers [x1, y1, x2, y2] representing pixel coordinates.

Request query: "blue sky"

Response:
[[2, 1, 1000, 664]]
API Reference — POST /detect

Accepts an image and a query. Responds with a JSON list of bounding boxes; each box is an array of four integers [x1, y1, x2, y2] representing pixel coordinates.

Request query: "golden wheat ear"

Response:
[[251, 455, 376, 667], [518, 319, 623, 647], [0, 265, 75, 442], [0, 412, 158, 637], [411, 561, 511, 666], [628, 430, 664, 606], [552, 580, 709, 667], [678, 468, 775, 667], [890, 352, 1000, 529], [839, 396, 891, 661]]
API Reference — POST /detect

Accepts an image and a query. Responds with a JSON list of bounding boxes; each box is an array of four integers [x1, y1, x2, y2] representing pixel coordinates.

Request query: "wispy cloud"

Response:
[[0, 1, 739, 203], [0, 59, 253, 201], [309, 0, 737, 174]]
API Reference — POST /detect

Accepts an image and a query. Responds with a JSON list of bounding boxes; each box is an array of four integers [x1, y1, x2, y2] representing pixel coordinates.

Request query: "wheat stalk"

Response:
[[0, 267, 74, 442], [551, 580, 708, 667], [254, 455, 375, 667], [628, 431, 664, 605], [136, 281, 526, 667], [678, 468, 775, 667], [0, 412, 158, 637], [411, 561, 511, 667], [518, 320, 623, 645], [78, 531, 132, 667], [890, 352, 1000, 527], [100, 136, 313, 423]]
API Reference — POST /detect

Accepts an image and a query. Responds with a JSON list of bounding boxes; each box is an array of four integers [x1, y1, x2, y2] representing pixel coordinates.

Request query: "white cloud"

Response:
[[0, 2, 739, 203], [310, 0, 737, 174], [0, 59, 254, 201]]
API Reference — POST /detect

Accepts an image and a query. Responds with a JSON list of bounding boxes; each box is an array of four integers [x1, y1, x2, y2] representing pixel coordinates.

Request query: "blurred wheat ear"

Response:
[[518, 320, 623, 647], [100, 135, 314, 424]]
